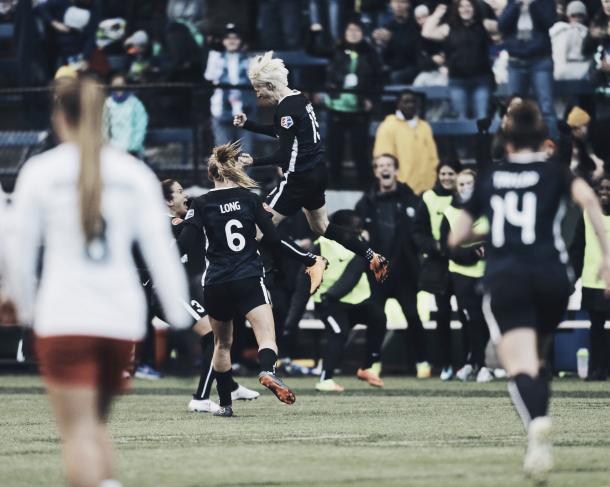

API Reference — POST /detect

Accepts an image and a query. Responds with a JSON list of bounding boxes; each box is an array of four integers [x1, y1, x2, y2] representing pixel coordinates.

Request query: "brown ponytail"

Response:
[[53, 77, 105, 243], [208, 141, 258, 189]]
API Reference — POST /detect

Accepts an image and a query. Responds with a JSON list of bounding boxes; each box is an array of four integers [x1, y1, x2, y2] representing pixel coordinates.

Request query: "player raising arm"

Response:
[[448, 101, 610, 482], [234, 51, 389, 282]]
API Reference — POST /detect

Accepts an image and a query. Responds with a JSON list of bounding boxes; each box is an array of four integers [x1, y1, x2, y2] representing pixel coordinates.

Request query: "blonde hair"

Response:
[[458, 168, 477, 180], [208, 141, 258, 189], [248, 51, 289, 90], [53, 77, 105, 243]]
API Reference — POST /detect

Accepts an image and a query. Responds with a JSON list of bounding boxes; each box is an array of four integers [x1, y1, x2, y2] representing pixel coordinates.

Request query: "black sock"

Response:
[[508, 373, 550, 429], [324, 223, 374, 261], [193, 333, 215, 400], [280, 239, 317, 266], [258, 348, 277, 374], [215, 369, 234, 407]]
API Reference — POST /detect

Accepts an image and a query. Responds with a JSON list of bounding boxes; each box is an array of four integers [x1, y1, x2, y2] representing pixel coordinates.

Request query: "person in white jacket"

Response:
[[8, 76, 190, 487], [550, 1, 590, 80]]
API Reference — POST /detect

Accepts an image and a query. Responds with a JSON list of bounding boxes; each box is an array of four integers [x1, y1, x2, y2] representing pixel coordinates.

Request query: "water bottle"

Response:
[[576, 348, 589, 379]]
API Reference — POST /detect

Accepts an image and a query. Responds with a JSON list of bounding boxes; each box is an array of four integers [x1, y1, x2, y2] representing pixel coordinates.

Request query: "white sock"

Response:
[[100, 480, 123, 487]]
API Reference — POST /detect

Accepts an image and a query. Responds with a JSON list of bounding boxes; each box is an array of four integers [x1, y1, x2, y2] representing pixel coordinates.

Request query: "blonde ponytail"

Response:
[[208, 141, 258, 189]]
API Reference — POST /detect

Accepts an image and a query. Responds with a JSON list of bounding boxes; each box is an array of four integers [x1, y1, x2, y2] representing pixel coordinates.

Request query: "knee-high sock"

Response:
[[215, 369, 234, 407], [507, 373, 550, 430], [193, 333, 215, 400], [258, 348, 278, 374], [324, 223, 375, 261]]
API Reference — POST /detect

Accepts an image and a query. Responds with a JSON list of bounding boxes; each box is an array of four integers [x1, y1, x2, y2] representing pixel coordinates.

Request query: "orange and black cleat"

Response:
[[258, 371, 296, 405], [370, 253, 389, 283], [356, 368, 384, 388], [305, 256, 329, 295]]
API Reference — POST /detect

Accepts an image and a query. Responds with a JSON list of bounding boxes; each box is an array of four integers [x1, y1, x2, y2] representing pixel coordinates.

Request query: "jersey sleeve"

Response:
[[252, 103, 298, 168], [184, 197, 205, 229]]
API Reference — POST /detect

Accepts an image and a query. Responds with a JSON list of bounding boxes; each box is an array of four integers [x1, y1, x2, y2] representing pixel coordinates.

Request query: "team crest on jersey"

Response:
[[280, 116, 294, 129], [185, 209, 194, 220], [171, 217, 183, 226]]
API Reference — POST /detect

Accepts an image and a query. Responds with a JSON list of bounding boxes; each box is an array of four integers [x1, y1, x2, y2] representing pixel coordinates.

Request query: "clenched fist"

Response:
[[233, 113, 248, 127]]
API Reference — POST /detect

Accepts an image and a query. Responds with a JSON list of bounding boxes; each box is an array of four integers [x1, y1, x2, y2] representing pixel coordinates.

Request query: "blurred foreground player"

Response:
[[449, 101, 610, 482], [8, 77, 191, 487], [178, 143, 311, 416], [234, 51, 390, 283]]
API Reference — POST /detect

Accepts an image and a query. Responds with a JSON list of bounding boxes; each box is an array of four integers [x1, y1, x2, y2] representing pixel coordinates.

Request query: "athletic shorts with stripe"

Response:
[[482, 264, 573, 344], [266, 163, 327, 217], [203, 276, 272, 322], [181, 280, 208, 326]]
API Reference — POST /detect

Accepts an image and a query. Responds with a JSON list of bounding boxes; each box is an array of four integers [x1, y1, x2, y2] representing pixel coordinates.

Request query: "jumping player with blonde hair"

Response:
[[235, 51, 390, 283], [178, 142, 303, 416]]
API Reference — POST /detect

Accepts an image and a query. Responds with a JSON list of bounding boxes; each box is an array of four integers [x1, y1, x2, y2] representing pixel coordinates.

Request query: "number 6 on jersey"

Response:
[[225, 219, 246, 252]]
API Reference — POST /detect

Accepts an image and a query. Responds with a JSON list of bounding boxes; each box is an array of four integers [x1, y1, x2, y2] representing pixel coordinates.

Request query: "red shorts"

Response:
[[34, 335, 135, 394]]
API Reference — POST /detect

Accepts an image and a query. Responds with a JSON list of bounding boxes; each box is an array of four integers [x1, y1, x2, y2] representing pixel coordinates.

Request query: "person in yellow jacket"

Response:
[[311, 210, 387, 392], [373, 90, 439, 194], [569, 175, 610, 381], [440, 169, 492, 383]]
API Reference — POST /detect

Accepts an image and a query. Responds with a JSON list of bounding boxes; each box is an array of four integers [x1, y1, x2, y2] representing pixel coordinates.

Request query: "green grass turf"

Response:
[[0, 375, 608, 487]]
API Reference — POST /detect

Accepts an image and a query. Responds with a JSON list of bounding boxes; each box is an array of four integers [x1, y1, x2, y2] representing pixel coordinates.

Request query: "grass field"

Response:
[[0, 374, 609, 487]]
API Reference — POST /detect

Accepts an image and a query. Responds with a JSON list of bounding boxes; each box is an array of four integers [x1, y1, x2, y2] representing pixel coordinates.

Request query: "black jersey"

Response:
[[185, 187, 273, 286], [464, 156, 574, 279], [243, 91, 325, 173]]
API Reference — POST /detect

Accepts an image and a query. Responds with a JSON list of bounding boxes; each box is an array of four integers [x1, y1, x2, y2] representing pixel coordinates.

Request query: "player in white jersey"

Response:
[[7, 77, 190, 487]]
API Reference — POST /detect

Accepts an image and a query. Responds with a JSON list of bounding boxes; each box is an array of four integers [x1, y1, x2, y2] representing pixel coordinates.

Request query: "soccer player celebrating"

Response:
[[178, 142, 308, 416], [234, 51, 390, 283], [449, 101, 610, 481]]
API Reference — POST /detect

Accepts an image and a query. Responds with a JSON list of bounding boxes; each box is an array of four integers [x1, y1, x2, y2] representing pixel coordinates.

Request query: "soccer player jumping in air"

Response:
[[234, 51, 390, 283]]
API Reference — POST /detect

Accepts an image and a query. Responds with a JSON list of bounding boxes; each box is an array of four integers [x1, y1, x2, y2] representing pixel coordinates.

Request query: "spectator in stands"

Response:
[[309, 18, 382, 186], [372, 0, 421, 83], [373, 90, 439, 194], [258, 0, 302, 50], [550, 1, 590, 80], [498, 0, 558, 139], [103, 73, 148, 157], [355, 154, 431, 378], [358, 0, 393, 35], [204, 24, 255, 151], [422, 0, 497, 119], [36, 0, 101, 70], [412, 4, 449, 87], [308, 0, 342, 43], [569, 174, 610, 381], [584, 0, 610, 99], [123, 30, 157, 82], [167, 0, 203, 30], [566, 105, 610, 179]]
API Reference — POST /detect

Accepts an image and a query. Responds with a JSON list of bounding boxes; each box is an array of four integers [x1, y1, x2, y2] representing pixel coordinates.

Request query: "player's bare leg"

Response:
[[208, 317, 235, 417], [247, 304, 296, 405], [304, 205, 389, 282]]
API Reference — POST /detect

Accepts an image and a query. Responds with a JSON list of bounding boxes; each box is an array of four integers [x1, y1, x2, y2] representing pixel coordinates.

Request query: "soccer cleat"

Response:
[[356, 368, 384, 388], [523, 417, 553, 482], [440, 366, 454, 381], [231, 384, 260, 401], [416, 361, 432, 379], [134, 365, 162, 380], [369, 253, 390, 283], [188, 398, 220, 413], [476, 366, 494, 383], [369, 361, 382, 377], [258, 371, 296, 405], [213, 405, 234, 418], [494, 368, 507, 379], [315, 378, 345, 392], [456, 364, 474, 382], [305, 256, 329, 295]]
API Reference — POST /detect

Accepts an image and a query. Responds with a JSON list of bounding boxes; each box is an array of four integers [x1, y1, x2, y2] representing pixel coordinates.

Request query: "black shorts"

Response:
[[182, 279, 207, 326], [266, 163, 327, 216], [482, 264, 572, 344], [203, 276, 271, 322]]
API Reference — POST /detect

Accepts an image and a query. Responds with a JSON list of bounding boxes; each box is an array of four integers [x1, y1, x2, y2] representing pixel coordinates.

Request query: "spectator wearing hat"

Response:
[[103, 73, 149, 157], [422, 0, 497, 119], [36, 0, 101, 69], [566, 105, 610, 178], [204, 24, 254, 152], [550, 1, 590, 80], [373, 90, 439, 194], [309, 18, 382, 187], [498, 0, 558, 138]]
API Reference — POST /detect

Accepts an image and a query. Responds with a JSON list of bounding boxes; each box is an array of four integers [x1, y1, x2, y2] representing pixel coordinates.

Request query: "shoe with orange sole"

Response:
[[258, 371, 296, 405], [305, 256, 329, 295], [356, 368, 384, 388], [369, 253, 389, 283]]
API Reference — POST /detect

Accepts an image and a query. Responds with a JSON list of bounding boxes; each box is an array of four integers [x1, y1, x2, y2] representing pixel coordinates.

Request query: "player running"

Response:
[[161, 179, 259, 413], [177, 142, 309, 417], [8, 77, 191, 487], [234, 51, 389, 283], [448, 101, 610, 482]]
